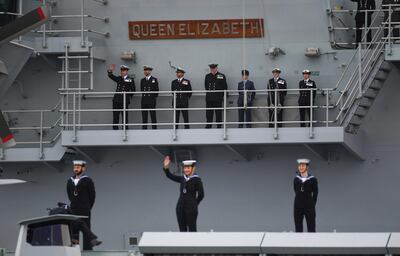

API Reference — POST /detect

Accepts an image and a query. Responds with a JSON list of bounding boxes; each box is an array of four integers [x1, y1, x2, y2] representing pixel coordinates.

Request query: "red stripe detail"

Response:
[[36, 7, 46, 20], [2, 134, 14, 143]]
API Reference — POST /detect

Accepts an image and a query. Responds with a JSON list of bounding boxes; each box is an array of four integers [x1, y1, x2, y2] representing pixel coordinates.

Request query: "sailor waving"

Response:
[[163, 155, 204, 232]]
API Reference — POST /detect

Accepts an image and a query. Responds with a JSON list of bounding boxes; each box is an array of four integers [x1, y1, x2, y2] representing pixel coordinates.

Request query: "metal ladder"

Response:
[[59, 42, 94, 133]]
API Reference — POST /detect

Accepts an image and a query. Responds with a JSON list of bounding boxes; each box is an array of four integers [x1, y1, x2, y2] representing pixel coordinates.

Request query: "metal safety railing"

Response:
[[1, 100, 62, 159], [59, 88, 334, 141], [328, 4, 400, 47], [331, 7, 391, 127], [32, 0, 109, 48]]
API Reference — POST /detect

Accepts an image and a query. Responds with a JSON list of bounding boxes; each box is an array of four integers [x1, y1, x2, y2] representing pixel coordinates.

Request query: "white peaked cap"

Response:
[[297, 158, 310, 164], [73, 160, 87, 165], [182, 160, 197, 166]]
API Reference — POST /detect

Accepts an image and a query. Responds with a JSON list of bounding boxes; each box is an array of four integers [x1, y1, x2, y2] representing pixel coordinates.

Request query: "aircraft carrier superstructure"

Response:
[[1, 0, 400, 254]]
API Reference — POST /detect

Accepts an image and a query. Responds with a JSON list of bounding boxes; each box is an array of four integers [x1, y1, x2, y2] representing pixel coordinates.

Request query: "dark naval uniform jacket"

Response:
[[237, 80, 255, 106], [171, 78, 192, 107], [204, 72, 228, 102], [267, 77, 287, 106], [163, 168, 204, 211], [298, 79, 317, 106], [67, 175, 96, 216], [140, 76, 159, 105], [107, 72, 135, 104], [293, 173, 318, 210]]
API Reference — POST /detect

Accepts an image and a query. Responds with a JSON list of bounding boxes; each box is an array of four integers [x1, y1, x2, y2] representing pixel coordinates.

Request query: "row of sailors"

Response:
[[107, 64, 317, 130], [67, 157, 317, 249]]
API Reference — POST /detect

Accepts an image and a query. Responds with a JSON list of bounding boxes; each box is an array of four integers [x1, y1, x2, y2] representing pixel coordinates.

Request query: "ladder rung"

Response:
[[58, 88, 90, 91], [58, 56, 90, 59], [58, 71, 90, 74]]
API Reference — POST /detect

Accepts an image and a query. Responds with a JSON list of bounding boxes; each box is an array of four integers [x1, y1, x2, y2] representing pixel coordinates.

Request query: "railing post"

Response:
[[325, 90, 329, 127], [364, 9, 367, 48], [17, 0, 23, 41], [244, 88, 247, 127], [39, 111, 44, 159], [73, 92, 77, 142], [309, 88, 314, 139], [89, 46, 94, 90], [273, 88, 278, 139], [64, 43, 70, 128], [223, 90, 227, 140], [80, 0, 86, 47], [41, 0, 47, 48], [173, 91, 177, 141], [60, 60, 65, 130], [122, 92, 127, 141], [389, 4, 392, 50], [358, 43, 363, 98]]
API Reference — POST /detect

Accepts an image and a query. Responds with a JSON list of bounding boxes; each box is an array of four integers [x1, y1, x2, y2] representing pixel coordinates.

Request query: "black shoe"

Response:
[[142, 126, 147, 130], [205, 125, 211, 129], [90, 239, 102, 247]]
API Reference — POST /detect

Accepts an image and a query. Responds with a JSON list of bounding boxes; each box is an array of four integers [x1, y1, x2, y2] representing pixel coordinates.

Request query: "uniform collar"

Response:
[[70, 175, 88, 185], [296, 173, 314, 182], [183, 173, 199, 181]]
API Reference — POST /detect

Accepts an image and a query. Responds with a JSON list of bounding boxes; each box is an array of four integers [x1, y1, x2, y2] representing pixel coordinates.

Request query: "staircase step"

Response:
[[369, 81, 383, 90], [354, 107, 369, 117], [345, 124, 361, 134], [349, 115, 364, 126], [373, 76, 386, 82], [363, 89, 379, 99], [379, 61, 393, 73], [359, 98, 374, 108]]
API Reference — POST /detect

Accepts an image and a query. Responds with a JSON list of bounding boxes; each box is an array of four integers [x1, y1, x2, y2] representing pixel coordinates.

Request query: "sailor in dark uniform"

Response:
[[267, 68, 287, 128], [237, 69, 256, 128], [298, 70, 317, 127], [293, 158, 318, 233], [107, 65, 135, 130], [140, 65, 159, 129], [204, 63, 228, 128], [163, 155, 204, 232], [171, 67, 192, 129], [351, 0, 376, 44], [67, 160, 98, 250]]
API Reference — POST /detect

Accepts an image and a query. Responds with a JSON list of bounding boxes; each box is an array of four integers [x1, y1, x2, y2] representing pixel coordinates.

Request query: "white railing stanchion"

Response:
[[122, 92, 127, 141], [326, 90, 330, 127], [273, 88, 278, 139], [223, 90, 227, 140], [309, 88, 314, 139], [73, 92, 77, 142], [39, 111, 44, 159], [358, 43, 363, 98], [173, 91, 177, 141]]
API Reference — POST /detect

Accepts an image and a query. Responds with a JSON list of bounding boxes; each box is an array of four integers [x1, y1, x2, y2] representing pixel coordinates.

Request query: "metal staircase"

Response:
[[332, 9, 394, 134]]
